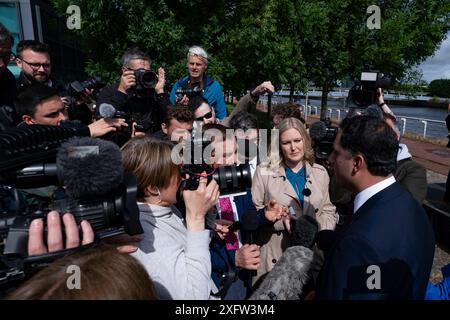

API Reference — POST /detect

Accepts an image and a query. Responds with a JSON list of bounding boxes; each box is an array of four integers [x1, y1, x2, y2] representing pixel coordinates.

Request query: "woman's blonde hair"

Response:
[[263, 117, 314, 171], [121, 137, 180, 201]]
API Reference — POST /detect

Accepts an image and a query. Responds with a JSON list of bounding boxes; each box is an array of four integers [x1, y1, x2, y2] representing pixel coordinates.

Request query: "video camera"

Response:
[[309, 119, 339, 164], [347, 69, 392, 109], [180, 133, 252, 196], [0, 126, 142, 287], [175, 81, 203, 100]]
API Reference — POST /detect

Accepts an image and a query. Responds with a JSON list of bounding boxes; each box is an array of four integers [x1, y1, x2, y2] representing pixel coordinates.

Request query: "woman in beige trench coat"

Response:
[[251, 117, 337, 285]]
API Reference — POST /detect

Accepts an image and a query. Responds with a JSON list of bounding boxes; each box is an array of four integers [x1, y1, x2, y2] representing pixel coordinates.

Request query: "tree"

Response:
[[429, 79, 450, 98]]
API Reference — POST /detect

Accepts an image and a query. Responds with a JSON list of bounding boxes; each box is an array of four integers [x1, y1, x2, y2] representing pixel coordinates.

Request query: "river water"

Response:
[[266, 96, 449, 139]]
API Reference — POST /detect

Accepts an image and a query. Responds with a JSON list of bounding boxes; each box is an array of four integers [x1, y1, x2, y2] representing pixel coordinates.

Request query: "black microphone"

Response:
[[309, 120, 327, 141], [249, 245, 314, 300], [241, 209, 259, 245], [291, 214, 319, 249], [56, 137, 123, 198]]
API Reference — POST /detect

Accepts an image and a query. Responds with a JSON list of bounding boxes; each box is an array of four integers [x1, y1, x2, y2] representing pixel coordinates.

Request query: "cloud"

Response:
[[417, 32, 450, 82]]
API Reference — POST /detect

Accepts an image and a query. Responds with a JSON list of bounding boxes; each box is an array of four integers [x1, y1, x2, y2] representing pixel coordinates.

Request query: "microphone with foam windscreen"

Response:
[[56, 136, 123, 199], [98, 103, 118, 119], [249, 245, 314, 300]]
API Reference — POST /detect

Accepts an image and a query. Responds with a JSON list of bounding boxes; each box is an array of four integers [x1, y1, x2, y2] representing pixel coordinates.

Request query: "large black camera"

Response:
[[134, 69, 158, 91], [175, 82, 203, 100], [0, 126, 142, 287], [309, 119, 339, 164], [180, 134, 252, 196], [347, 70, 392, 109]]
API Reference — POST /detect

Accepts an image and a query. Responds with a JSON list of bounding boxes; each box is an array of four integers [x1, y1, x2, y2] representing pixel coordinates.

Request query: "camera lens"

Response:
[[141, 71, 158, 89], [212, 163, 252, 196]]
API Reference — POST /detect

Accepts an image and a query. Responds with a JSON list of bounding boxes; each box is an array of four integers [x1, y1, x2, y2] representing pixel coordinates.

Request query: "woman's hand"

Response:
[[264, 200, 288, 222], [183, 176, 220, 231]]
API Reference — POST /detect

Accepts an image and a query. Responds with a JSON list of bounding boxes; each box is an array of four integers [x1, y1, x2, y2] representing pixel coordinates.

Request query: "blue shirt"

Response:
[[285, 166, 306, 207]]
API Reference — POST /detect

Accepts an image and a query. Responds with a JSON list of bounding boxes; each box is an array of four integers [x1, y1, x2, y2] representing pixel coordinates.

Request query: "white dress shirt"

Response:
[[353, 176, 396, 214]]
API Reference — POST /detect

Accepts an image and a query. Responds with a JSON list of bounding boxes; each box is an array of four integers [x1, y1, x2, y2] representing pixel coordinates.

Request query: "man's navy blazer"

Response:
[[317, 181, 435, 300]]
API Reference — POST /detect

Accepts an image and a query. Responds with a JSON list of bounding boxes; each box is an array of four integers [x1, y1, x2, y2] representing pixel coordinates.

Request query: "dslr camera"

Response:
[[347, 69, 392, 109], [134, 69, 158, 91], [180, 134, 252, 196]]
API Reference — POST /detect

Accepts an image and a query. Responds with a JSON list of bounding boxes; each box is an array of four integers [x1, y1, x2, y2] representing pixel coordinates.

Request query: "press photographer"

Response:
[[96, 48, 169, 135]]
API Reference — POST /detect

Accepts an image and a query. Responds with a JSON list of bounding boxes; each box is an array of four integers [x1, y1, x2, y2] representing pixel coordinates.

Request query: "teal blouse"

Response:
[[285, 166, 306, 208]]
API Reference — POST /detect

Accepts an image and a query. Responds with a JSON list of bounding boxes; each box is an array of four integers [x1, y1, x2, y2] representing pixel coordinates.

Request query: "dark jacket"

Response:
[[210, 190, 257, 299], [395, 158, 427, 204], [0, 67, 19, 129], [96, 83, 169, 134], [316, 182, 435, 300]]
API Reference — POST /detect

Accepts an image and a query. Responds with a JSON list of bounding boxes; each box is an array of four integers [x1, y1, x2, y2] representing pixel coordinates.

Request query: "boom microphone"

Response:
[[249, 246, 314, 300], [56, 137, 123, 198]]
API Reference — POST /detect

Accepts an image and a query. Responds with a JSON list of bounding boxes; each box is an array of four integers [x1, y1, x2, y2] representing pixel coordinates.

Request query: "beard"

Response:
[[23, 70, 49, 83]]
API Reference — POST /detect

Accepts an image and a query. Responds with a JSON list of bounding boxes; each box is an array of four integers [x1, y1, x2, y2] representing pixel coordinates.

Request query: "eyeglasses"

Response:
[[196, 111, 213, 121], [0, 52, 15, 63], [18, 58, 51, 70]]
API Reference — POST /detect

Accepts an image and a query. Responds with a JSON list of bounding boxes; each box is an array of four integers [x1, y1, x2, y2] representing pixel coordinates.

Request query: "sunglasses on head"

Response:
[[196, 111, 213, 121]]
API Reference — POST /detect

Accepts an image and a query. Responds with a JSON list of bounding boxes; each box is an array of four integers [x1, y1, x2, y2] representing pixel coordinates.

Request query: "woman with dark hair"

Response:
[[121, 137, 220, 299], [251, 117, 337, 284]]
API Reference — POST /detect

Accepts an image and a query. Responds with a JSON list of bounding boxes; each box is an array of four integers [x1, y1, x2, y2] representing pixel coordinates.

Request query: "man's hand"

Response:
[[265, 200, 288, 222], [155, 67, 166, 95], [251, 81, 275, 97], [183, 175, 220, 232], [176, 94, 190, 105], [131, 122, 146, 138], [235, 244, 261, 270], [118, 70, 136, 94], [28, 211, 94, 256], [88, 118, 128, 137]]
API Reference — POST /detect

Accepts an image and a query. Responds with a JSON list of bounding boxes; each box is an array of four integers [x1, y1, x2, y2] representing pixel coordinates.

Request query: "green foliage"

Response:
[[52, 0, 449, 109], [428, 79, 450, 98]]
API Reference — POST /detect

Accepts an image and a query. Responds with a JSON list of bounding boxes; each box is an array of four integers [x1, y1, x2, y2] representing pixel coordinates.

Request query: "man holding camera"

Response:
[[96, 49, 169, 135], [170, 46, 227, 120]]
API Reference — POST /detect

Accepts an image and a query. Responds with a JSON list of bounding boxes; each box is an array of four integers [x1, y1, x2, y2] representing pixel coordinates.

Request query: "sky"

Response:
[[417, 31, 450, 83]]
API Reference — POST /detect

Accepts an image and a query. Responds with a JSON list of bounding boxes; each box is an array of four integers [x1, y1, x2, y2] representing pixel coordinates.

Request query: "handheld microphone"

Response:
[[98, 103, 117, 119], [241, 209, 259, 245]]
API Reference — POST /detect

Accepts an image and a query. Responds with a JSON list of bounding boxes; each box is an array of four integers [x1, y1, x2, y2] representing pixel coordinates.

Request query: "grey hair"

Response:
[[187, 46, 208, 65], [121, 49, 151, 67], [0, 22, 14, 46]]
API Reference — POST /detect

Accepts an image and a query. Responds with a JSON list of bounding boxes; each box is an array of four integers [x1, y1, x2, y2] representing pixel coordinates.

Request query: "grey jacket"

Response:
[[131, 203, 213, 300]]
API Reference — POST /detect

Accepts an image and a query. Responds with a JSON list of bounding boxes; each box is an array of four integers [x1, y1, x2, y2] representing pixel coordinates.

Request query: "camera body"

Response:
[[347, 70, 391, 109], [134, 69, 158, 91], [175, 82, 203, 100]]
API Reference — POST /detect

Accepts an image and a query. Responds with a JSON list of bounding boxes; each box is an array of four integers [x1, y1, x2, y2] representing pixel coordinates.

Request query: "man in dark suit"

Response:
[[316, 115, 435, 300]]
